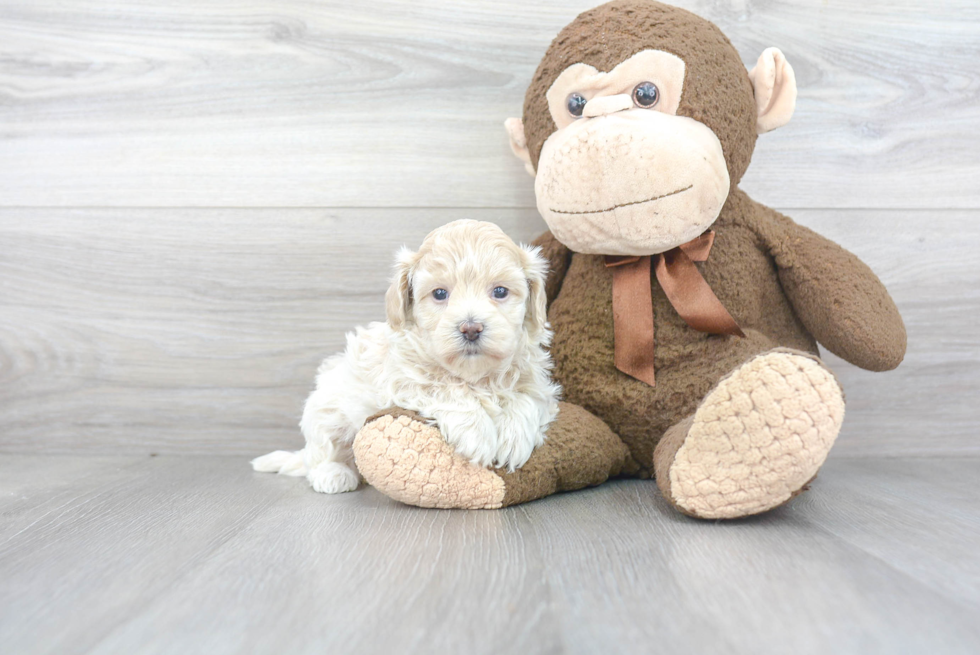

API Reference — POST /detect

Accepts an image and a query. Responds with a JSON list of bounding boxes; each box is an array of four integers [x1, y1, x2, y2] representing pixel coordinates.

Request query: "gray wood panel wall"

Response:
[[2, 0, 978, 457]]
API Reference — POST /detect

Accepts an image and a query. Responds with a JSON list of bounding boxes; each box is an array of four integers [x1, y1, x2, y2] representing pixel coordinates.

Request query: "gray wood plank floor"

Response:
[[1, 454, 978, 655]]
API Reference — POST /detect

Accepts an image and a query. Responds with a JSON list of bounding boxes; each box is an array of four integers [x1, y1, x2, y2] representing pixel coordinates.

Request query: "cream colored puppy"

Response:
[[251, 220, 560, 494]]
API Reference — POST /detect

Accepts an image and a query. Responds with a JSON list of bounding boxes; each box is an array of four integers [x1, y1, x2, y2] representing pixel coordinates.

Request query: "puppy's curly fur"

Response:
[[252, 220, 561, 494]]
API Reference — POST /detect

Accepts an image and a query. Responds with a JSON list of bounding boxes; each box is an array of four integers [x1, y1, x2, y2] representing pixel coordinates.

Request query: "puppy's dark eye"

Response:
[[432, 288, 448, 301], [566, 93, 587, 118], [632, 81, 659, 108], [492, 286, 509, 299]]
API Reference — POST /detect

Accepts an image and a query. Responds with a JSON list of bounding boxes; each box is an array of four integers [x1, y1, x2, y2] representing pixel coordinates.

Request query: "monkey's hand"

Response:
[[758, 207, 906, 371], [531, 231, 573, 310]]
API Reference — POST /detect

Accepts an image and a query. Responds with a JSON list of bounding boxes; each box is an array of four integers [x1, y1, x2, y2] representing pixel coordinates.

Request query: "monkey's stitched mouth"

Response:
[[549, 184, 693, 215]]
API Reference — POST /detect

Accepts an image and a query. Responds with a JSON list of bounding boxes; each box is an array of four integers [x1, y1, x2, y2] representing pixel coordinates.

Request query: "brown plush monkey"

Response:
[[353, 0, 906, 519]]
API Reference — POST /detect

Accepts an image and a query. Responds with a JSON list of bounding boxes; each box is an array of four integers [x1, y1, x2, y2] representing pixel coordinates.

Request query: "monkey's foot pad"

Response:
[[353, 410, 505, 509], [654, 349, 845, 520]]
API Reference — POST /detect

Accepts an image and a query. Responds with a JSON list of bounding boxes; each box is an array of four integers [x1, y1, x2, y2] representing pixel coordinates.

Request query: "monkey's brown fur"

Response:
[[536, 188, 905, 478], [355, 0, 906, 516], [523, 0, 758, 185]]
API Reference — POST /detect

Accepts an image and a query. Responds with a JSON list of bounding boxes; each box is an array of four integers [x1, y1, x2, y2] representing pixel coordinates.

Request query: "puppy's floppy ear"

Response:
[[385, 246, 417, 330], [519, 244, 549, 343]]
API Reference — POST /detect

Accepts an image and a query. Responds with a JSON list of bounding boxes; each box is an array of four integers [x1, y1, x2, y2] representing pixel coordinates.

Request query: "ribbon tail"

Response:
[[655, 248, 745, 337], [607, 255, 656, 386]]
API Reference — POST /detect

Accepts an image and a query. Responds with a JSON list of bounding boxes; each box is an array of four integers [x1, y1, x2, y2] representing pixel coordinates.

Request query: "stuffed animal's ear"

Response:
[[520, 244, 549, 343], [505, 117, 536, 177], [748, 47, 797, 134], [385, 246, 417, 330]]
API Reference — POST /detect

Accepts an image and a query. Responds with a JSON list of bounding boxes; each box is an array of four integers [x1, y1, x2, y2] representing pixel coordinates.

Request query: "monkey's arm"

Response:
[[753, 207, 906, 372], [531, 231, 573, 309]]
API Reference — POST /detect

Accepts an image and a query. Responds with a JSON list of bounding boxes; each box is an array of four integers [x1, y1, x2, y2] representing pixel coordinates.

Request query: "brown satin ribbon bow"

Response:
[[604, 230, 744, 387]]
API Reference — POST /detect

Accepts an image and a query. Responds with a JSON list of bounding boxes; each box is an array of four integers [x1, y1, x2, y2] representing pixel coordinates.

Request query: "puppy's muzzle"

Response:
[[459, 320, 484, 342]]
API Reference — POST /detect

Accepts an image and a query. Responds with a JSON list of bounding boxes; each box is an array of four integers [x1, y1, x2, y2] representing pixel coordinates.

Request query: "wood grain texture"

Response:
[[519, 461, 980, 654], [793, 208, 980, 457], [1, 208, 976, 457], [0, 454, 978, 654], [0, 208, 545, 455], [0, 0, 977, 208], [795, 458, 980, 609]]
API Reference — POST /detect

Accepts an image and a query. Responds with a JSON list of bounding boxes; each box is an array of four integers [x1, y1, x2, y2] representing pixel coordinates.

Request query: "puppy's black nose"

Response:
[[459, 321, 484, 342]]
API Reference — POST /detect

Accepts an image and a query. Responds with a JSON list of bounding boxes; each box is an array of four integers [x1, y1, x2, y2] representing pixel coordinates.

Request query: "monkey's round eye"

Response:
[[432, 288, 448, 301], [632, 82, 660, 108], [566, 93, 587, 118], [492, 286, 509, 299]]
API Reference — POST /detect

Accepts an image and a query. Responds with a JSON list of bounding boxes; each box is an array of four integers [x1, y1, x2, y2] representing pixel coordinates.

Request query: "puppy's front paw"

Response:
[[491, 427, 537, 472], [490, 395, 551, 471], [437, 410, 499, 469], [307, 462, 360, 494], [493, 414, 547, 472]]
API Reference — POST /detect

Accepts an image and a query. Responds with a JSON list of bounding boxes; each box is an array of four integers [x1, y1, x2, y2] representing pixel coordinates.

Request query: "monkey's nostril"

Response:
[[459, 321, 484, 342]]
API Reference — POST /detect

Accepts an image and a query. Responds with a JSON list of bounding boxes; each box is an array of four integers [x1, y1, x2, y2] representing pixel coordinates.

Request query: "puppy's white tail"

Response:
[[250, 450, 308, 477]]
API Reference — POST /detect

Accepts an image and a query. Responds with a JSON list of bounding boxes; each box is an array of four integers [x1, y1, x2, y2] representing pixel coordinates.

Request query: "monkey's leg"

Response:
[[653, 348, 844, 519], [352, 402, 630, 509]]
